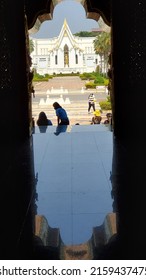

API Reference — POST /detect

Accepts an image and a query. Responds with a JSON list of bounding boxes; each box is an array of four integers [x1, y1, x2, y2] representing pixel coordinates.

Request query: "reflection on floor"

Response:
[[33, 124, 114, 246]]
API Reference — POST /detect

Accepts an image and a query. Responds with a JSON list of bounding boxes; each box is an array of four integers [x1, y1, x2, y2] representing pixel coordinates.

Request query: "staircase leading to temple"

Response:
[[47, 76, 86, 90], [32, 76, 109, 125]]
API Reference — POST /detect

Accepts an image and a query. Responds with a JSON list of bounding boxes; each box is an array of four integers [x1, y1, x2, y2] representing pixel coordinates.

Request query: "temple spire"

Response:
[[64, 18, 67, 27]]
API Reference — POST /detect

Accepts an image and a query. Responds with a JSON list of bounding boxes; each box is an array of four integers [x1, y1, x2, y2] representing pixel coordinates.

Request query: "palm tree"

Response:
[[94, 31, 111, 74], [29, 38, 34, 54]]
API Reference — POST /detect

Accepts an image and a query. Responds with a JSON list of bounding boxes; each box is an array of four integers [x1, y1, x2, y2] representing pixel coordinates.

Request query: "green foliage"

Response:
[[106, 96, 111, 102], [94, 75, 105, 84], [104, 79, 109, 86], [94, 31, 111, 75], [74, 31, 98, 37], [29, 39, 34, 54], [94, 32, 111, 56], [55, 73, 79, 77], [33, 72, 80, 81], [32, 72, 109, 86], [99, 96, 112, 110], [79, 72, 94, 80], [85, 81, 96, 89], [80, 72, 108, 87], [79, 74, 88, 80], [44, 74, 53, 79], [33, 73, 52, 81], [95, 65, 100, 73]]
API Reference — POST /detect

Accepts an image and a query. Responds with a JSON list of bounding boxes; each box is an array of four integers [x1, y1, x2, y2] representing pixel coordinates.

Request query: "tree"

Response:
[[29, 38, 34, 54], [94, 31, 111, 74], [74, 31, 100, 37]]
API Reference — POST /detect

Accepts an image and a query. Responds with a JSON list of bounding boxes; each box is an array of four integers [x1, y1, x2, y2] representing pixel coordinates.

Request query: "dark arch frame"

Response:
[[1, 0, 146, 260], [25, 0, 111, 32]]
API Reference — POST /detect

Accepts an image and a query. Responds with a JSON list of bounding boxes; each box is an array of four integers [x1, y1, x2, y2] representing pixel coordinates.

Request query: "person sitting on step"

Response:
[[91, 109, 102, 124]]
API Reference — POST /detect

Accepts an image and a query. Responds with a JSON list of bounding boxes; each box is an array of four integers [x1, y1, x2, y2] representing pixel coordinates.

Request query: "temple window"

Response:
[[55, 55, 58, 65]]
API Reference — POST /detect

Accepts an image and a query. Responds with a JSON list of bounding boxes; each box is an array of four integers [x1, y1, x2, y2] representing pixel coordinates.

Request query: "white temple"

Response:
[[30, 19, 102, 75]]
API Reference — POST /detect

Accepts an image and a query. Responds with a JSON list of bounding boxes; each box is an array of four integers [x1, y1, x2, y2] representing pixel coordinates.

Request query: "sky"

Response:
[[30, 0, 100, 39]]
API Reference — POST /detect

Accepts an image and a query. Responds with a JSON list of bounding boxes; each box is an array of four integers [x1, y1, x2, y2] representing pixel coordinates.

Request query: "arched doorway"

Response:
[[1, 0, 145, 260], [27, 0, 114, 259], [64, 44, 69, 67]]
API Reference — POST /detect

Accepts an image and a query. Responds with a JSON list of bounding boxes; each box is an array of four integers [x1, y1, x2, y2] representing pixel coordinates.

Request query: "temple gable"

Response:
[[30, 19, 101, 74]]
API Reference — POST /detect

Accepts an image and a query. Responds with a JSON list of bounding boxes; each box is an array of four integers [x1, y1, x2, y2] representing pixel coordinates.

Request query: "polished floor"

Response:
[[33, 124, 114, 245]]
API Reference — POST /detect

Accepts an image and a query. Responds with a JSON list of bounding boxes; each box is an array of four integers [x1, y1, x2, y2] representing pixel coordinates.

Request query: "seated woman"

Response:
[[53, 102, 69, 125], [37, 111, 53, 126], [104, 113, 112, 124]]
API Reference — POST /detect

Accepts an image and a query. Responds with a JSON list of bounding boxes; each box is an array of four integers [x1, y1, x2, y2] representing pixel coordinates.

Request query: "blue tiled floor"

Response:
[[33, 124, 114, 245]]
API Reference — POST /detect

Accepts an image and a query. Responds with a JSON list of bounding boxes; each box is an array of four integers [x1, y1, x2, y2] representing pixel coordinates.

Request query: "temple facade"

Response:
[[30, 19, 102, 75]]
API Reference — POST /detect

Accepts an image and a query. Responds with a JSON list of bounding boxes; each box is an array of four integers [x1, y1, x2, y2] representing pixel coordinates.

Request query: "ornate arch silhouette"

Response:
[[25, 0, 111, 32]]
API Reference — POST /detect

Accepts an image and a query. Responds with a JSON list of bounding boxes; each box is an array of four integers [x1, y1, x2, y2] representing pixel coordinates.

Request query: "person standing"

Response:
[[53, 102, 70, 125], [88, 93, 96, 113]]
